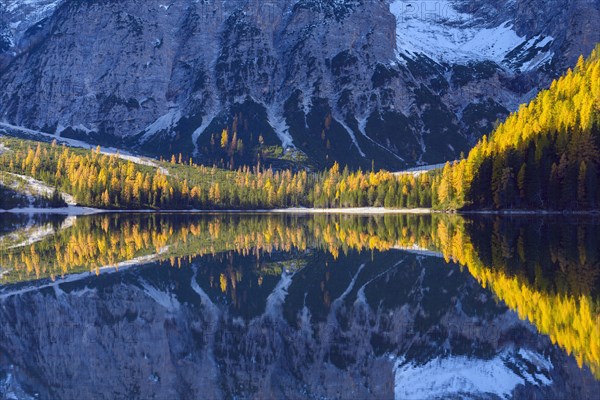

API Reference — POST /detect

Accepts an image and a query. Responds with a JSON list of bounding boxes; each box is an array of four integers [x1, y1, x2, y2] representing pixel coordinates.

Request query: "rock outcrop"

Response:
[[0, 0, 598, 169]]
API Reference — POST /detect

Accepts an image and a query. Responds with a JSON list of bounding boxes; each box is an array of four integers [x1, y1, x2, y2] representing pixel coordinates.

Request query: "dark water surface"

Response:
[[0, 213, 598, 399]]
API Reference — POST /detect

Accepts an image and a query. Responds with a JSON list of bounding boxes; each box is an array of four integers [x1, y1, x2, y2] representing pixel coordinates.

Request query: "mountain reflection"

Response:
[[0, 213, 598, 398]]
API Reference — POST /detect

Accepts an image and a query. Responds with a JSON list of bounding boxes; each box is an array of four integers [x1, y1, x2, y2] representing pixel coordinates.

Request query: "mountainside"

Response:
[[0, 0, 599, 169], [433, 44, 600, 211], [2, 46, 599, 213]]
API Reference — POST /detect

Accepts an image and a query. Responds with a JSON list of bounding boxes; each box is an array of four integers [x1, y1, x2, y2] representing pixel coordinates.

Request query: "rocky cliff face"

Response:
[[0, 251, 596, 399], [0, 0, 598, 169]]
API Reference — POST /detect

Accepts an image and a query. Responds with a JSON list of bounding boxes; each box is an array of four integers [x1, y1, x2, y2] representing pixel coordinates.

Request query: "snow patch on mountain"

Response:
[[338, 118, 365, 157], [507, 34, 555, 71], [0, 171, 76, 205], [4, 0, 59, 14], [140, 109, 181, 142], [358, 116, 405, 162], [267, 105, 295, 149], [390, 0, 553, 71], [0, 368, 35, 400], [192, 111, 218, 156], [3, 0, 64, 44]]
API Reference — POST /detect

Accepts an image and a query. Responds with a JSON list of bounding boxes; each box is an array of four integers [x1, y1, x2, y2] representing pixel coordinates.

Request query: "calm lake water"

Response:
[[0, 213, 598, 399]]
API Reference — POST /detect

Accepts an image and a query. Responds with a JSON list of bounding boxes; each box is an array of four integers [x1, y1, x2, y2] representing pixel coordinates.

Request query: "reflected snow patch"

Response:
[[394, 350, 553, 399], [141, 281, 180, 312]]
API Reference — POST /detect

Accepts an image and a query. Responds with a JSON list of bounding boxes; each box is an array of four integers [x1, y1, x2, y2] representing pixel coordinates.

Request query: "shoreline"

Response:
[[459, 209, 600, 216], [0, 206, 104, 216], [2, 206, 600, 217], [0, 206, 432, 216]]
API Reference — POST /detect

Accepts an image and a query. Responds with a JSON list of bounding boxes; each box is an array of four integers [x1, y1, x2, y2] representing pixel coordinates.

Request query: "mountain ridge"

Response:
[[0, 0, 598, 169]]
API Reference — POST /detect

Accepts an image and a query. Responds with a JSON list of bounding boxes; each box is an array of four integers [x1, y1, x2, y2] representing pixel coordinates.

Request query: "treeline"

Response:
[[0, 137, 436, 210], [438, 45, 600, 210]]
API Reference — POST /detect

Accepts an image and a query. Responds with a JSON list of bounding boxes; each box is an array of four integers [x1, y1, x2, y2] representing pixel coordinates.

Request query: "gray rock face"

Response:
[[0, 0, 598, 169], [0, 251, 596, 399]]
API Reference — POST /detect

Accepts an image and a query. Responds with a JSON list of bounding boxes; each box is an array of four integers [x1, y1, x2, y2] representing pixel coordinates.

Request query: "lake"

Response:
[[0, 212, 598, 399]]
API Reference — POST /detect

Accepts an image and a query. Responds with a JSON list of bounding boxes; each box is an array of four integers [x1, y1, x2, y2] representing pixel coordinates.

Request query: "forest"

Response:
[[0, 137, 435, 210], [437, 44, 600, 210], [1, 45, 599, 212]]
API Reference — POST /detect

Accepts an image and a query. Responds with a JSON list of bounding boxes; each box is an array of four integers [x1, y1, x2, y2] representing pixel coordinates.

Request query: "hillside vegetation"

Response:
[[436, 44, 600, 210], [0, 136, 435, 210], [1, 46, 599, 212]]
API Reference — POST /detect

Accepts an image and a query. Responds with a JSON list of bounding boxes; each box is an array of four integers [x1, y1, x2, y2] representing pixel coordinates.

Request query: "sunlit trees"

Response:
[[1, 46, 599, 212], [440, 44, 600, 210]]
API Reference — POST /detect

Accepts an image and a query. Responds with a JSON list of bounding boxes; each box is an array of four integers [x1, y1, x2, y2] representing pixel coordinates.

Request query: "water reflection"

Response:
[[0, 213, 598, 399]]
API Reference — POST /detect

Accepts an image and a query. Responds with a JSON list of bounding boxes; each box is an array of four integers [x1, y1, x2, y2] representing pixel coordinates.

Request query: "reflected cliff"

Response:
[[0, 213, 598, 399]]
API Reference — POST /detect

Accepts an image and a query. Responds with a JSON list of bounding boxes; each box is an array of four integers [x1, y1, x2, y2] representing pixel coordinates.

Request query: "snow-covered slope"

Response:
[[0, 0, 63, 53], [394, 349, 553, 400], [3, 0, 62, 17], [390, 0, 554, 71]]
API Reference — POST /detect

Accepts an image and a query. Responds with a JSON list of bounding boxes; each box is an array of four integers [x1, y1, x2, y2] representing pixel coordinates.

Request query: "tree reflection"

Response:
[[0, 213, 598, 377]]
